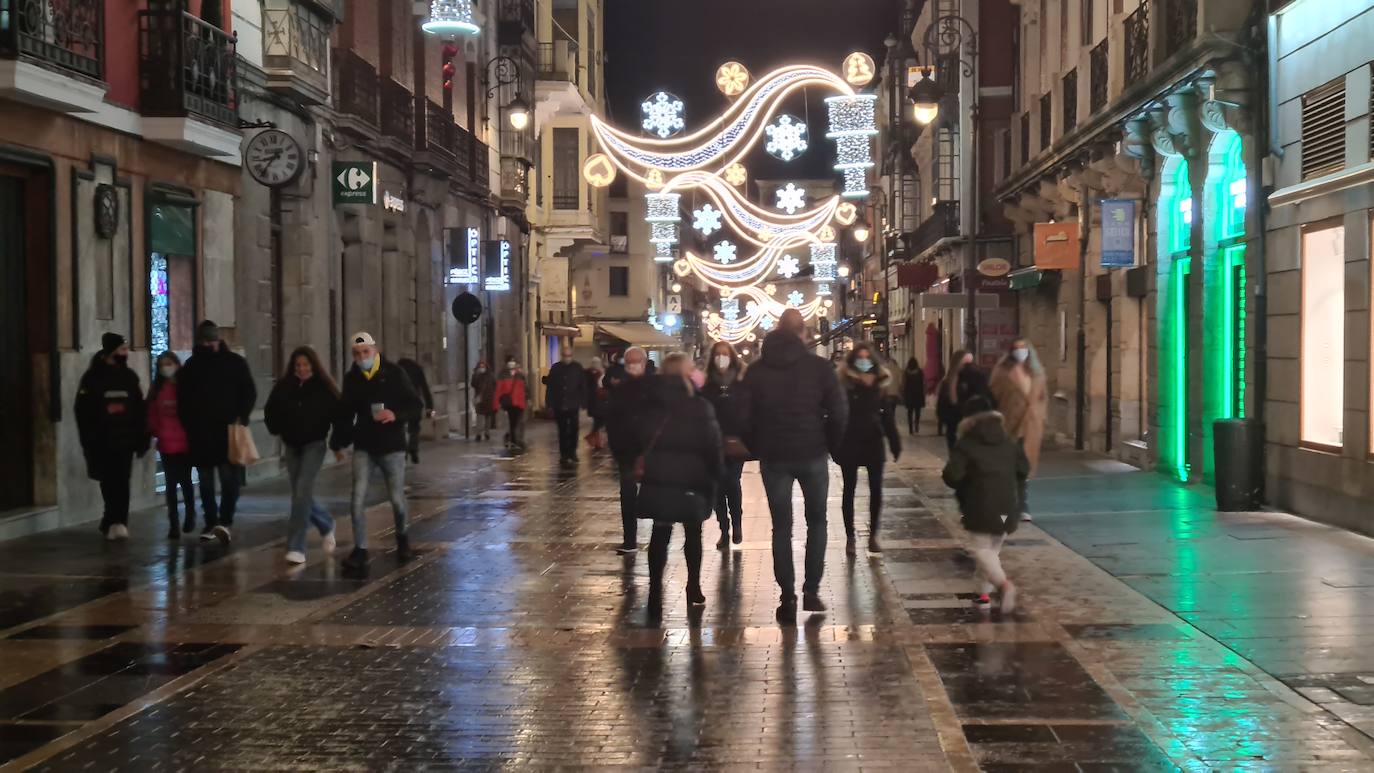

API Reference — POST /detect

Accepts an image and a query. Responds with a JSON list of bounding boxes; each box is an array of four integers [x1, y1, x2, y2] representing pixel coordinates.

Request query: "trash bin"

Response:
[[1213, 419, 1260, 511]]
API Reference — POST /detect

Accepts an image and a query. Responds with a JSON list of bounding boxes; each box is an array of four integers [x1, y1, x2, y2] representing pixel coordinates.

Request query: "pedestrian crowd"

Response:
[[79, 314, 1046, 618]]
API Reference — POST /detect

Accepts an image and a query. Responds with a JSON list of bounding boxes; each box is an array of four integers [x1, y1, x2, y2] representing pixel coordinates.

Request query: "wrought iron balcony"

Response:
[[537, 40, 579, 85], [1062, 68, 1078, 133], [333, 48, 377, 128], [497, 0, 534, 45], [1089, 39, 1108, 115], [1124, 1, 1150, 86], [379, 77, 413, 148], [473, 139, 490, 194], [1019, 112, 1029, 167], [910, 200, 960, 258], [262, 0, 332, 105], [1162, 0, 1198, 61], [138, 8, 237, 127], [0, 0, 103, 80], [1039, 92, 1051, 151], [415, 99, 456, 173]]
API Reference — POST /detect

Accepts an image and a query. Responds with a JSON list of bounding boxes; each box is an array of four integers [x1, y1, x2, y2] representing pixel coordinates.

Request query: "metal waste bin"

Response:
[[1213, 419, 1260, 511]]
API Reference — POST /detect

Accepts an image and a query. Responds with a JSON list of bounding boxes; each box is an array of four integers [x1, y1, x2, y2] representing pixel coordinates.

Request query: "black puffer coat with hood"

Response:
[[941, 407, 1029, 535], [743, 329, 848, 462]]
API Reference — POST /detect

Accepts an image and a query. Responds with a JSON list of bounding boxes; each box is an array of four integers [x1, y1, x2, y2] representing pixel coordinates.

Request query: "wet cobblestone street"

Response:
[[2, 422, 1374, 770]]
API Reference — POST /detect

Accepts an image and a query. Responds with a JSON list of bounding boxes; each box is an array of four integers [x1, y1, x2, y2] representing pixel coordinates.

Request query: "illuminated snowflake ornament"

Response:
[[764, 283, 777, 295], [723, 163, 747, 187], [776, 255, 800, 279], [713, 240, 738, 264], [786, 290, 805, 307], [721, 298, 740, 322], [765, 114, 809, 161], [692, 203, 723, 235], [775, 183, 807, 214], [759, 315, 775, 331], [641, 91, 686, 138]]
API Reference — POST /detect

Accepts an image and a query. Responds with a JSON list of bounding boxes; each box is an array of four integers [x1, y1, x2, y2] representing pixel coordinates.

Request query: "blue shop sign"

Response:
[[1100, 199, 1136, 268]]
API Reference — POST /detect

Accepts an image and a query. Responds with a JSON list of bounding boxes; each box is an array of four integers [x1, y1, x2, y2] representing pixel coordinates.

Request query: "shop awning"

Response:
[[595, 322, 680, 348], [539, 324, 580, 337]]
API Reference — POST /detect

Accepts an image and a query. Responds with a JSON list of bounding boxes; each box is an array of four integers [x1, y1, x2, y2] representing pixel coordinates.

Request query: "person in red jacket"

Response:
[[491, 357, 528, 450], [147, 351, 195, 539]]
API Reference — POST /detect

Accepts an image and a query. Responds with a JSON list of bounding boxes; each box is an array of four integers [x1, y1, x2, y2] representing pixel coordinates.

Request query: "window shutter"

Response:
[[1301, 78, 1346, 180]]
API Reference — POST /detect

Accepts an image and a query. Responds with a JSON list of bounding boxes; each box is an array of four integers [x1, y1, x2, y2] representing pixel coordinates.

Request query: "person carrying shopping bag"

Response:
[[265, 346, 341, 565]]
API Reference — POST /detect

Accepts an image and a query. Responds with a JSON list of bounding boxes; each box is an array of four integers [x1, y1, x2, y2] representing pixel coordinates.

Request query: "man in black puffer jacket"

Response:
[[332, 331, 421, 569], [75, 332, 148, 540], [543, 344, 587, 465], [603, 346, 653, 554], [178, 320, 257, 544], [744, 309, 848, 624]]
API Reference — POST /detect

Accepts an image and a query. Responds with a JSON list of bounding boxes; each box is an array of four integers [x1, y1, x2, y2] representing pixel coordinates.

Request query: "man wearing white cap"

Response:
[[331, 331, 422, 568]]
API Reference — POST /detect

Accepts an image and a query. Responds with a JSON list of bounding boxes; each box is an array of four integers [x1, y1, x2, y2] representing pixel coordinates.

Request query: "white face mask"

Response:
[[1011, 348, 1030, 363], [159, 365, 178, 379], [714, 354, 732, 371], [505, 362, 517, 372]]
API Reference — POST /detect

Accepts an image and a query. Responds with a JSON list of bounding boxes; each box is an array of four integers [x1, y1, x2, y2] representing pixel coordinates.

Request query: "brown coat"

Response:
[[989, 363, 1047, 473]]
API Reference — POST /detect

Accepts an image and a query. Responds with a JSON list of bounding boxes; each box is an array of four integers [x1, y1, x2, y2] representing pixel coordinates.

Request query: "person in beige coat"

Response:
[[989, 338, 1047, 519]]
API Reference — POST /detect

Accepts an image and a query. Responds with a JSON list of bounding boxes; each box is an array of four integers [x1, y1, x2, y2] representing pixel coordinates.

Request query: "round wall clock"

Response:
[[245, 129, 304, 188]]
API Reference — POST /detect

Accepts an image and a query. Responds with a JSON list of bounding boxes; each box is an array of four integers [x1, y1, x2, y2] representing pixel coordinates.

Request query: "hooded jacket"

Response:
[[743, 329, 847, 462], [265, 375, 338, 449], [332, 357, 422, 455], [177, 342, 257, 467], [637, 375, 723, 495], [833, 362, 901, 467], [75, 355, 147, 478], [941, 410, 1029, 535]]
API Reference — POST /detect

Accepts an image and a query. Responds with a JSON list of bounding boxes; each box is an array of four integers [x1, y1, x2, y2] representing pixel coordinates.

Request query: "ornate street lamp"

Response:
[[485, 56, 529, 131]]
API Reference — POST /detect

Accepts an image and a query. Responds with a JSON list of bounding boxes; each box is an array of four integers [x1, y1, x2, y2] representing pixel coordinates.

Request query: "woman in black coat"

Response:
[[264, 346, 340, 564], [902, 357, 926, 435], [833, 343, 901, 555], [638, 354, 723, 614], [701, 341, 749, 549]]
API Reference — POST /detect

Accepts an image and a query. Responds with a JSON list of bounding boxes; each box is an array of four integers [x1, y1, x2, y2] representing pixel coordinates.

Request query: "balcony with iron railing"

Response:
[[1019, 112, 1029, 167], [414, 98, 456, 174], [537, 40, 579, 85], [909, 200, 960, 258], [379, 77, 413, 149], [138, 8, 237, 126], [1162, 0, 1198, 62], [1089, 39, 1108, 115], [333, 48, 377, 129], [0, 0, 103, 80], [262, 0, 333, 105], [1124, 1, 1150, 86], [1038, 92, 1051, 151], [497, 0, 534, 44], [1061, 68, 1077, 133]]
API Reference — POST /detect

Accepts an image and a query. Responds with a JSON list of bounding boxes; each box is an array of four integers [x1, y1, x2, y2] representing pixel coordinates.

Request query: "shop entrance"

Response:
[[0, 167, 48, 511]]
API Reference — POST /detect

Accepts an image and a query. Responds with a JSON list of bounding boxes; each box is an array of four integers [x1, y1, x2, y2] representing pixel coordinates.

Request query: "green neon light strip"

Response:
[[1174, 258, 1190, 481]]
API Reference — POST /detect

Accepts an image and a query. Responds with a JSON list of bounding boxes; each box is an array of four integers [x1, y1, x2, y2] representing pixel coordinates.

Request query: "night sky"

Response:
[[604, 0, 901, 183]]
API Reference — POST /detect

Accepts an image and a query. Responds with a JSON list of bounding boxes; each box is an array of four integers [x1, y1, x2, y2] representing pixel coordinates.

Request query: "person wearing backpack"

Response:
[[147, 351, 195, 539]]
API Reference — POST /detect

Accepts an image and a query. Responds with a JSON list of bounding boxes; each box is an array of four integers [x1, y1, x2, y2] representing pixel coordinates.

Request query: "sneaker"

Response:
[[199, 528, 217, 542], [342, 547, 370, 570], [212, 525, 232, 545], [974, 593, 993, 609], [868, 536, 883, 553], [715, 533, 729, 550], [322, 531, 337, 555], [687, 585, 706, 607], [615, 543, 637, 555], [1000, 582, 1018, 614], [1021, 512, 1033, 522], [106, 524, 128, 541], [395, 534, 412, 561], [802, 593, 827, 613], [731, 532, 743, 548], [776, 598, 798, 625], [284, 550, 306, 565]]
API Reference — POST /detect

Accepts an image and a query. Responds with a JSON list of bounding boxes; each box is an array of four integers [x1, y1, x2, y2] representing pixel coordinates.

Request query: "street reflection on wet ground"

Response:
[[0, 423, 1373, 769]]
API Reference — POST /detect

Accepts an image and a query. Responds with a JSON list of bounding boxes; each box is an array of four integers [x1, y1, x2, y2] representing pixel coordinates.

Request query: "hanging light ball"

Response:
[[422, 0, 480, 36]]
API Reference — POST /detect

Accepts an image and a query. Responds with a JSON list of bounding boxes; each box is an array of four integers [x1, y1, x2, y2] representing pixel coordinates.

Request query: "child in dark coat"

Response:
[[941, 395, 1029, 613]]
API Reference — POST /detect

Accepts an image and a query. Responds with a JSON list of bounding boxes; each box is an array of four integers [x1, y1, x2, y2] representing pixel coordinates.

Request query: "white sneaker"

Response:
[[284, 550, 306, 565], [106, 524, 129, 541], [1021, 512, 1033, 522], [1000, 582, 1018, 615], [213, 525, 232, 545], [322, 531, 337, 555]]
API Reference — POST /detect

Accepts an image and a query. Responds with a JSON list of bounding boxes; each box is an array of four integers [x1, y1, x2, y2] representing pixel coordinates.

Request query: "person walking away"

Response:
[[585, 356, 608, 450], [470, 360, 497, 440], [702, 341, 750, 549], [604, 346, 654, 554], [178, 320, 256, 545], [989, 338, 1047, 521], [332, 332, 422, 569], [834, 344, 901, 556], [492, 358, 529, 449], [902, 357, 926, 435], [640, 353, 723, 616], [544, 344, 587, 465], [935, 349, 971, 451], [744, 309, 848, 624], [942, 395, 1028, 613], [265, 346, 341, 565], [147, 352, 195, 539], [75, 333, 147, 540], [396, 357, 434, 464]]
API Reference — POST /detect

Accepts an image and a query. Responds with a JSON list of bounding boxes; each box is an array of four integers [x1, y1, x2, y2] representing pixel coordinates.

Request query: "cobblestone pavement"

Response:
[[2, 420, 1374, 770]]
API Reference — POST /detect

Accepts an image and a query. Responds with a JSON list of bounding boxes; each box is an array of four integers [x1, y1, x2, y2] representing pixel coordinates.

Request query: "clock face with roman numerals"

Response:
[[246, 129, 304, 188]]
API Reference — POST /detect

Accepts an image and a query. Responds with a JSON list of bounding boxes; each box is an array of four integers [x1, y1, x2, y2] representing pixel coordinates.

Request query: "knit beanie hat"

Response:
[[100, 332, 125, 356], [197, 320, 220, 344]]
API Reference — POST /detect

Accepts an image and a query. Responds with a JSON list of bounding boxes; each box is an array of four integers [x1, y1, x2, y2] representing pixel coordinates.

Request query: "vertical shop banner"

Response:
[[1100, 199, 1136, 268], [540, 256, 569, 313], [977, 307, 1018, 369], [482, 240, 511, 292]]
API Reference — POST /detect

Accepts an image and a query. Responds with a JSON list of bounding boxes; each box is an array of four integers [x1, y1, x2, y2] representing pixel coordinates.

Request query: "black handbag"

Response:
[[636, 482, 711, 523]]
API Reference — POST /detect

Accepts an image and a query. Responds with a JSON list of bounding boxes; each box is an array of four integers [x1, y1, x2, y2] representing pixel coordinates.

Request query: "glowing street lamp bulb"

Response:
[[422, 0, 480, 35], [853, 223, 870, 242], [913, 102, 939, 125], [506, 96, 531, 130], [671, 282, 682, 293], [838, 264, 851, 278]]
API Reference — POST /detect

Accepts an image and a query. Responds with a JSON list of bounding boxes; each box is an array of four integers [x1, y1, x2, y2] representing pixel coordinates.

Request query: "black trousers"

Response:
[[840, 460, 884, 537], [906, 405, 922, 434], [555, 409, 580, 458], [715, 457, 744, 538], [944, 420, 959, 451], [405, 419, 422, 456], [161, 453, 196, 527], [198, 463, 241, 529], [648, 520, 703, 591], [617, 458, 639, 547], [97, 452, 134, 530]]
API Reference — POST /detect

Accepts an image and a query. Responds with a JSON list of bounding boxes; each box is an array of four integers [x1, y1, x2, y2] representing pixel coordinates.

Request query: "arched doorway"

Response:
[[1201, 130, 1247, 481], [1157, 156, 1193, 482]]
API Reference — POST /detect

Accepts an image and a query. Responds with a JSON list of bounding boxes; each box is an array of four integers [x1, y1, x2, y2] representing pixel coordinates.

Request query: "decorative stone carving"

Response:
[[1198, 61, 1253, 135], [1122, 118, 1154, 161]]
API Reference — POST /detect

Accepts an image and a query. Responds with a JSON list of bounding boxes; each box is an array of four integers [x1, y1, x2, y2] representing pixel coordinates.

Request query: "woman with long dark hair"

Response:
[[264, 346, 340, 564], [701, 340, 749, 549], [936, 349, 972, 450], [834, 343, 901, 555], [147, 351, 195, 539], [902, 357, 926, 435]]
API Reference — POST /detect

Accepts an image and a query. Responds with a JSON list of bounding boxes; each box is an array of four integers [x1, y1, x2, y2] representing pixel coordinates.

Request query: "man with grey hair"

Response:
[[605, 346, 653, 554], [745, 308, 848, 623]]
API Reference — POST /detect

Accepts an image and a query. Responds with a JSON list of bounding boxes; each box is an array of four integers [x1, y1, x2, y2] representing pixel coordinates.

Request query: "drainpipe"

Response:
[[1075, 177, 1092, 451]]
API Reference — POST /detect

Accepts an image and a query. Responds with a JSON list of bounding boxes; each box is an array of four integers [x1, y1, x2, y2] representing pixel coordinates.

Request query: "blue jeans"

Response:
[[350, 450, 407, 551], [759, 456, 830, 600], [283, 441, 335, 553]]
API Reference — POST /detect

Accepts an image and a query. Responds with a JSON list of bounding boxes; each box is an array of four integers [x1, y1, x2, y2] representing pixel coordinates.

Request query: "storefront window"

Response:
[[1301, 222, 1344, 449], [1159, 158, 1193, 481]]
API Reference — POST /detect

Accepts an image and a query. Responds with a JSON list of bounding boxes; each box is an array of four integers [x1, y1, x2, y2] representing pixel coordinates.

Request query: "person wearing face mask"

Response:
[[584, 356, 608, 450], [936, 349, 974, 451], [265, 346, 341, 564], [902, 357, 926, 435], [833, 343, 902, 555], [470, 360, 497, 441], [604, 346, 655, 554], [178, 320, 257, 545], [702, 341, 750, 549], [989, 338, 1047, 520], [75, 332, 148, 540], [543, 344, 587, 465], [147, 351, 195, 539], [492, 357, 529, 450]]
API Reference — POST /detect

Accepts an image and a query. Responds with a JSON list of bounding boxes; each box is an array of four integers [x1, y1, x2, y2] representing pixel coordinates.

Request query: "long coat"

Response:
[[832, 363, 901, 468], [177, 343, 257, 468], [471, 367, 497, 416], [989, 363, 1048, 473]]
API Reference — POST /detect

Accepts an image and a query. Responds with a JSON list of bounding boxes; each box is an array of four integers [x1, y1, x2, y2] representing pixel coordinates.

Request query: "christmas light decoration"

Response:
[[842, 51, 876, 86], [765, 114, 808, 161], [839, 167, 869, 199], [721, 297, 739, 321], [724, 163, 747, 187], [641, 91, 686, 138], [655, 241, 676, 263], [815, 283, 832, 297], [582, 154, 616, 188], [713, 240, 738, 264], [645, 169, 664, 190], [775, 183, 807, 214], [759, 315, 775, 331], [645, 193, 681, 222], [776, 255, 800, 278], [787, 290, 805, 307], [835, 201, 858, 225], [826, 95, 877, 199], [649, 222, 678, 245], [692, 203, 723, 235], [818, 225, 836, 242], [422, 0, 479, 36], [716, 61, 750, 97], [765, 283, 777, 295]]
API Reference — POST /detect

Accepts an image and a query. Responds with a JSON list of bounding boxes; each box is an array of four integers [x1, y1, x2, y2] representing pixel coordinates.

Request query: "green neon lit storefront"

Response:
[[1159, 158, 1192, 483], [1201, 130, 1247, 483]]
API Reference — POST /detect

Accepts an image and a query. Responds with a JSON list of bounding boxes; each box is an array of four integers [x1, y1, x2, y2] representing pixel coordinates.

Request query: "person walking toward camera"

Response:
[[989, 338, 1047, 521], [702, 341, 749, 549], [544, 344, 587, 465], [147, 351, 194, 539], [492, 358, 528, 450], [332, 332, 422, 569], [76, 332, 147, 541], [834, 343, 901, 556], [902, 357, 926, 435], [178, 320, 256, 545], [265, 346, 340, 565], [605, 346, 654, 554], [470, 360, 497, 441], [942, 395, 1028, 614]]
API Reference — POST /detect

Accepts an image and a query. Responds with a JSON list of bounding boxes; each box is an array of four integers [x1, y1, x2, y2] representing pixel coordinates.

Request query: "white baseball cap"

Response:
[[350, 331, 376, 347]]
